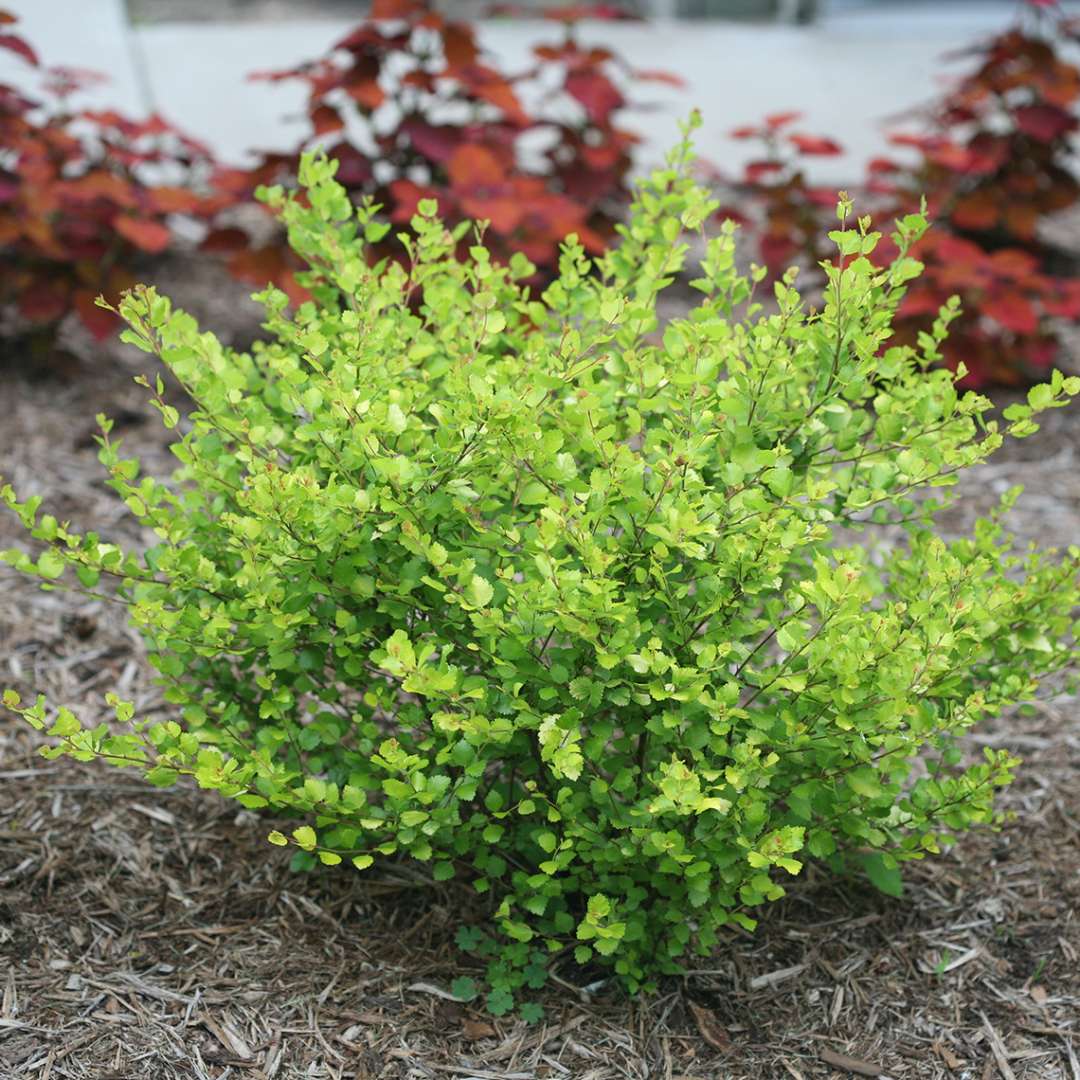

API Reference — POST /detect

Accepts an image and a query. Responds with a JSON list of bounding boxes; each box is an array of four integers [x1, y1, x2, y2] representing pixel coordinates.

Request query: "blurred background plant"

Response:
[[0, 8, 218, 358], [203, 0, 681, 299], [728, 0, 1080, 387], [1, 0, 1078, 387]]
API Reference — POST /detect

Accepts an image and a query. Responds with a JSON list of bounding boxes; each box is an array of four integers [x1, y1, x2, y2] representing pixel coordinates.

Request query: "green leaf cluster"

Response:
[[4, 116, 1078, 1010]]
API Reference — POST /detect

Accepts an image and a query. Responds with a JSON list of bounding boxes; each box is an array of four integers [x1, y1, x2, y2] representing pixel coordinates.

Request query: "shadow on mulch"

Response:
[[1, 336, 1079, 1077]]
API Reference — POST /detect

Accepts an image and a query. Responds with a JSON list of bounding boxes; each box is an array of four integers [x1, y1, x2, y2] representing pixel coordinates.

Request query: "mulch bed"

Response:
[[2, 273, 1079, 1078]]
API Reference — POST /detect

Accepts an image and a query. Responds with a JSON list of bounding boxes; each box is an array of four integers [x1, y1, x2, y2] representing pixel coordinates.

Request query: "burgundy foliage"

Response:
[[728, 1, 1080, 387]]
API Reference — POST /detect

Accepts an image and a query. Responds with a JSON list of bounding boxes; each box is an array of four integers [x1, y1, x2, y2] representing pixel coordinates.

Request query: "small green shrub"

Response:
[[3, 118, 1079, 1015]]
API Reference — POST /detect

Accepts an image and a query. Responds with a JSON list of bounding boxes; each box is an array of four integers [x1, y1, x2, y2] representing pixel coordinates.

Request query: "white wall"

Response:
[[2, 0, 1078, 185]]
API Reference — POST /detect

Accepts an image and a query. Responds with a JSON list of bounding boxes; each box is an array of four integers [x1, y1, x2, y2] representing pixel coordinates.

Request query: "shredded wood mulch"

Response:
[[2, 306, 1079, 1078]]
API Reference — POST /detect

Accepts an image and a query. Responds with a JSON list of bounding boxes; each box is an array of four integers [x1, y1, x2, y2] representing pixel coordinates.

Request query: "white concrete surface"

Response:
[[0, 0, 145, 115], [3, 1, 1079, 184]]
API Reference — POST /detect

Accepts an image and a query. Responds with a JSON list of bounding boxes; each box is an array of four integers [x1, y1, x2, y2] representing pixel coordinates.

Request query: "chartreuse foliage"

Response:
[[3, 117, 1079, 1017]]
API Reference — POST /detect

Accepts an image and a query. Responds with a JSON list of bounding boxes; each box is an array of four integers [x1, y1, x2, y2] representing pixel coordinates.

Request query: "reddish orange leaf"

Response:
[[114, 215, 172, 253], [460, 65, 527, 125], [447, 144, 506, 190], [311, 103, 345, 136], [343, 71, 385, 111], [442, 22, 479, 71], [988, 292, 1038, 335], [388, 179, 443, 223], [952, 190, 999, 231], [566, 68, 623, 125], [1002, 202, 1039, 240], [150, 185, 203, 214], [789, 132, 843, 156], [228, 246, 309, 305], [459, 194, 523, 234], [63, 172, 137, 207], [765, 111, 801, 129]]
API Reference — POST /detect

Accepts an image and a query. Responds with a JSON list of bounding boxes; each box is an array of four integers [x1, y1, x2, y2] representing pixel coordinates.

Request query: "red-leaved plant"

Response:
[[727, 0, 1080, 387], [719, 110, 843, 275], [0, 9, 216, 351], [206, 0, 680, 293]]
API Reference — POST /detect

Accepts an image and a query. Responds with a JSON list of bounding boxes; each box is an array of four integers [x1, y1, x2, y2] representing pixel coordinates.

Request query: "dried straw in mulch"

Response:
[[2, 310, 1079, 1077]]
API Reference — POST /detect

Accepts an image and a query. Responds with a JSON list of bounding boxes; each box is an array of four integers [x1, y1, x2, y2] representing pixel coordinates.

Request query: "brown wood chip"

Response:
[[688, 1002, 731, 1052], [462, 1017, 497, 1040], [820, 1047, 884, 1077], [979, 1013, 1018, 1080], [933, 1039, 963, 1070]]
